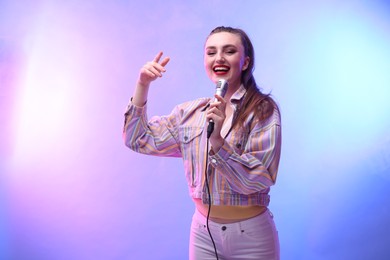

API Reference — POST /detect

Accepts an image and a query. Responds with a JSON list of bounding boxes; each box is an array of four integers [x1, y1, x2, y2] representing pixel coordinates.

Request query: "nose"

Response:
[[216, 52, 225, 63]]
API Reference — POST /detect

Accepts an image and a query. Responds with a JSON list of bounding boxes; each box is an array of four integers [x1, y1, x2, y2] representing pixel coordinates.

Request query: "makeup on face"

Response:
[[204, 32, 248, 90]]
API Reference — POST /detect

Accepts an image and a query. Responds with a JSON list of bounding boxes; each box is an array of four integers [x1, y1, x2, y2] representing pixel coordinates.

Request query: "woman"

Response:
[[123, 26, 281, 260]]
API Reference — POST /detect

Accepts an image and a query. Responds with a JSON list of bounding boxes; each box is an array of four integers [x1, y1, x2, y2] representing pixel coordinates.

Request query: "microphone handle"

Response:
[[207, 121, 214, 138], [207, 79, 228, 139]]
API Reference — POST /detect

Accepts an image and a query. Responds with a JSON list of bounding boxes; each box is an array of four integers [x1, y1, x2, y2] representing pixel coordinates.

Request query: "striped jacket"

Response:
[[123, 86, 281, 206]]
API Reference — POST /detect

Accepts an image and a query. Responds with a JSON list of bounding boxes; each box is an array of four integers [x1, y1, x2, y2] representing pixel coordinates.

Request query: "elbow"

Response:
[[122, 132, 136, 151]]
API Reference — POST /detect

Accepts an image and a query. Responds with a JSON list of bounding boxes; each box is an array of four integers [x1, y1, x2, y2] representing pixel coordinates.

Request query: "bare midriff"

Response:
[[193, 198, 267, 224]]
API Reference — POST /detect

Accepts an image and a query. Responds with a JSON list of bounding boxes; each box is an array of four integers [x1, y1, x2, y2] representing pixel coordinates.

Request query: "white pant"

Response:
[[189, 209, 280, 260]]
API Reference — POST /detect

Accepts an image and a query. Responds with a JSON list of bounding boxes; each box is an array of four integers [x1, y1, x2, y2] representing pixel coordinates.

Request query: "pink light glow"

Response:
[[1, 1, 390, 259]]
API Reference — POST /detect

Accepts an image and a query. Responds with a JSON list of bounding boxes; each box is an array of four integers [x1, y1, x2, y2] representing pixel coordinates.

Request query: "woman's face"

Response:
[[204, 32, 249, 90]]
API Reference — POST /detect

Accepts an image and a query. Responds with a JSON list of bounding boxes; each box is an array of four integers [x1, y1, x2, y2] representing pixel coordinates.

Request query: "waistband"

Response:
[[191, 190, 271, 206]]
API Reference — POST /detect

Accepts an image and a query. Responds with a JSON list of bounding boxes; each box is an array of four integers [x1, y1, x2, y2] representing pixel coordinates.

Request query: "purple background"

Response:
[[1, 0, 390, 259]]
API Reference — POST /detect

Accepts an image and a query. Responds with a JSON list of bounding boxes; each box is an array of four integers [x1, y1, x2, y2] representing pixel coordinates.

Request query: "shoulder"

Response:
[[258, 95, 280, 120], [177, 97, 209, 108], [175, 97, 209, 112], [252, 95, 281, 130], [171, 97, 210, 119]]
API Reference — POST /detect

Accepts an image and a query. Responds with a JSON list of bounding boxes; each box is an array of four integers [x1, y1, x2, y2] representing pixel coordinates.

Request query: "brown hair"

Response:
[[208, 26, 277, 129]]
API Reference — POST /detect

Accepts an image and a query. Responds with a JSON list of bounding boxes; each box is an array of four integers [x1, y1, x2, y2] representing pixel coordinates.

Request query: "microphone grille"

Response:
[[216, 79, 228, 98]]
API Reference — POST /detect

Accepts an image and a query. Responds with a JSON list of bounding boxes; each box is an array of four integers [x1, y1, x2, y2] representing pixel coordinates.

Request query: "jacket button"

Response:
[[221, 226, 227, 231]]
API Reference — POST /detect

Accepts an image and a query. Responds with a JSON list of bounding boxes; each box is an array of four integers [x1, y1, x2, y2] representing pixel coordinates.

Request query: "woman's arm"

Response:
[[209, 109, 282, 195], [123, 51, 181, 157]]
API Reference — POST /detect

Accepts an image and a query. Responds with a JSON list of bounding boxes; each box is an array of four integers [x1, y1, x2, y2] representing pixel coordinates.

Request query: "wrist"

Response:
[[136, 79, 150, 89], [132, 81, 150, 107], [210, 136, 224, 153]]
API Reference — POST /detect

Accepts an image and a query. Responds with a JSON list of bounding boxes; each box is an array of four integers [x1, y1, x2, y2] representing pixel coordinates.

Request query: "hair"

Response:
[[208, 26, 277, 130]]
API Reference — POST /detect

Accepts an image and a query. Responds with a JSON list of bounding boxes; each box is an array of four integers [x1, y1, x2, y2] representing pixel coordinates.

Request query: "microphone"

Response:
[[207, 79, 229, 138]]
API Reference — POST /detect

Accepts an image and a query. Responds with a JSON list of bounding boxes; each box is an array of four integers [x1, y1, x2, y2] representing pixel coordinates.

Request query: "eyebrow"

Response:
[[205, 44, 238, 50]]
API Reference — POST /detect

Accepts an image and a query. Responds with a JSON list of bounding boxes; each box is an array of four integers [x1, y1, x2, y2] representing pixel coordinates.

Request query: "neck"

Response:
[[225, 81, 240, 101]]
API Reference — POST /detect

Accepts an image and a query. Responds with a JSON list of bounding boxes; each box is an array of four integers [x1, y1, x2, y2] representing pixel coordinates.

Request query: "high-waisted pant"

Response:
[[189, 209, 280, 260]]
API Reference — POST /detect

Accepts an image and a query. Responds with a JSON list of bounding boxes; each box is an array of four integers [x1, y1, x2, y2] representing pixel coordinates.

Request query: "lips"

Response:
[[213, 65, 230, 75]]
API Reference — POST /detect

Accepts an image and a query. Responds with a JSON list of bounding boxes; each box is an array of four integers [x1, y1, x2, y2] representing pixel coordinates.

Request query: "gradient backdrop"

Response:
[[1, 0, 390, 259]]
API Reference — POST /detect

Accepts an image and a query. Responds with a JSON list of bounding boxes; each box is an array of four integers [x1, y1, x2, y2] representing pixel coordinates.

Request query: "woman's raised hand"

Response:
[[132, 51, 170, 107], [138, 51, 170, 87]]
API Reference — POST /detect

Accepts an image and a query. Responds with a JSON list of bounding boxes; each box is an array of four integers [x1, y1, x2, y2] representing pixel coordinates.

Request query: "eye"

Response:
[[207, 51, 216, 56], [226, 49, 237, 55]]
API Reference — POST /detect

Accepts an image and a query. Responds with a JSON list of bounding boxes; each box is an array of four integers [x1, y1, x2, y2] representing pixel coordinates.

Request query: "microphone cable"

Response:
[[204, 137, 219, 260], [203, 79, 228, 259]]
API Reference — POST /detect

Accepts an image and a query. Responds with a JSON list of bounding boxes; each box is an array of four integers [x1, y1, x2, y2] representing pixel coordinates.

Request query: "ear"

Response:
[[242, 56, 250, 71]]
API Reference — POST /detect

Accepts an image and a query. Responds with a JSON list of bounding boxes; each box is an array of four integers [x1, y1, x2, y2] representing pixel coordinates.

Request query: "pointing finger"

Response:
[[214, 94, 226, 103], [153, 51, 164, 63], [160, 57, 170, 67]]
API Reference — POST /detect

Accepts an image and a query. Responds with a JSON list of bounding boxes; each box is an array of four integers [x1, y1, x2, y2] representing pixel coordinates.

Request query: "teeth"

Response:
[[214, 67, 229, 71]]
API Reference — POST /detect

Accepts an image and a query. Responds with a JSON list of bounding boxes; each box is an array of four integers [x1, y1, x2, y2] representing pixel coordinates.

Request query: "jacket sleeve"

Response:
[[209, 108, 282, 194], [122, 101, 182, 157]]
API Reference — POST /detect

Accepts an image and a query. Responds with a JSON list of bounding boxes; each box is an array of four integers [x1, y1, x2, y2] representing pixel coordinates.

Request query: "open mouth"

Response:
[[213, 65, 230, 75]]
